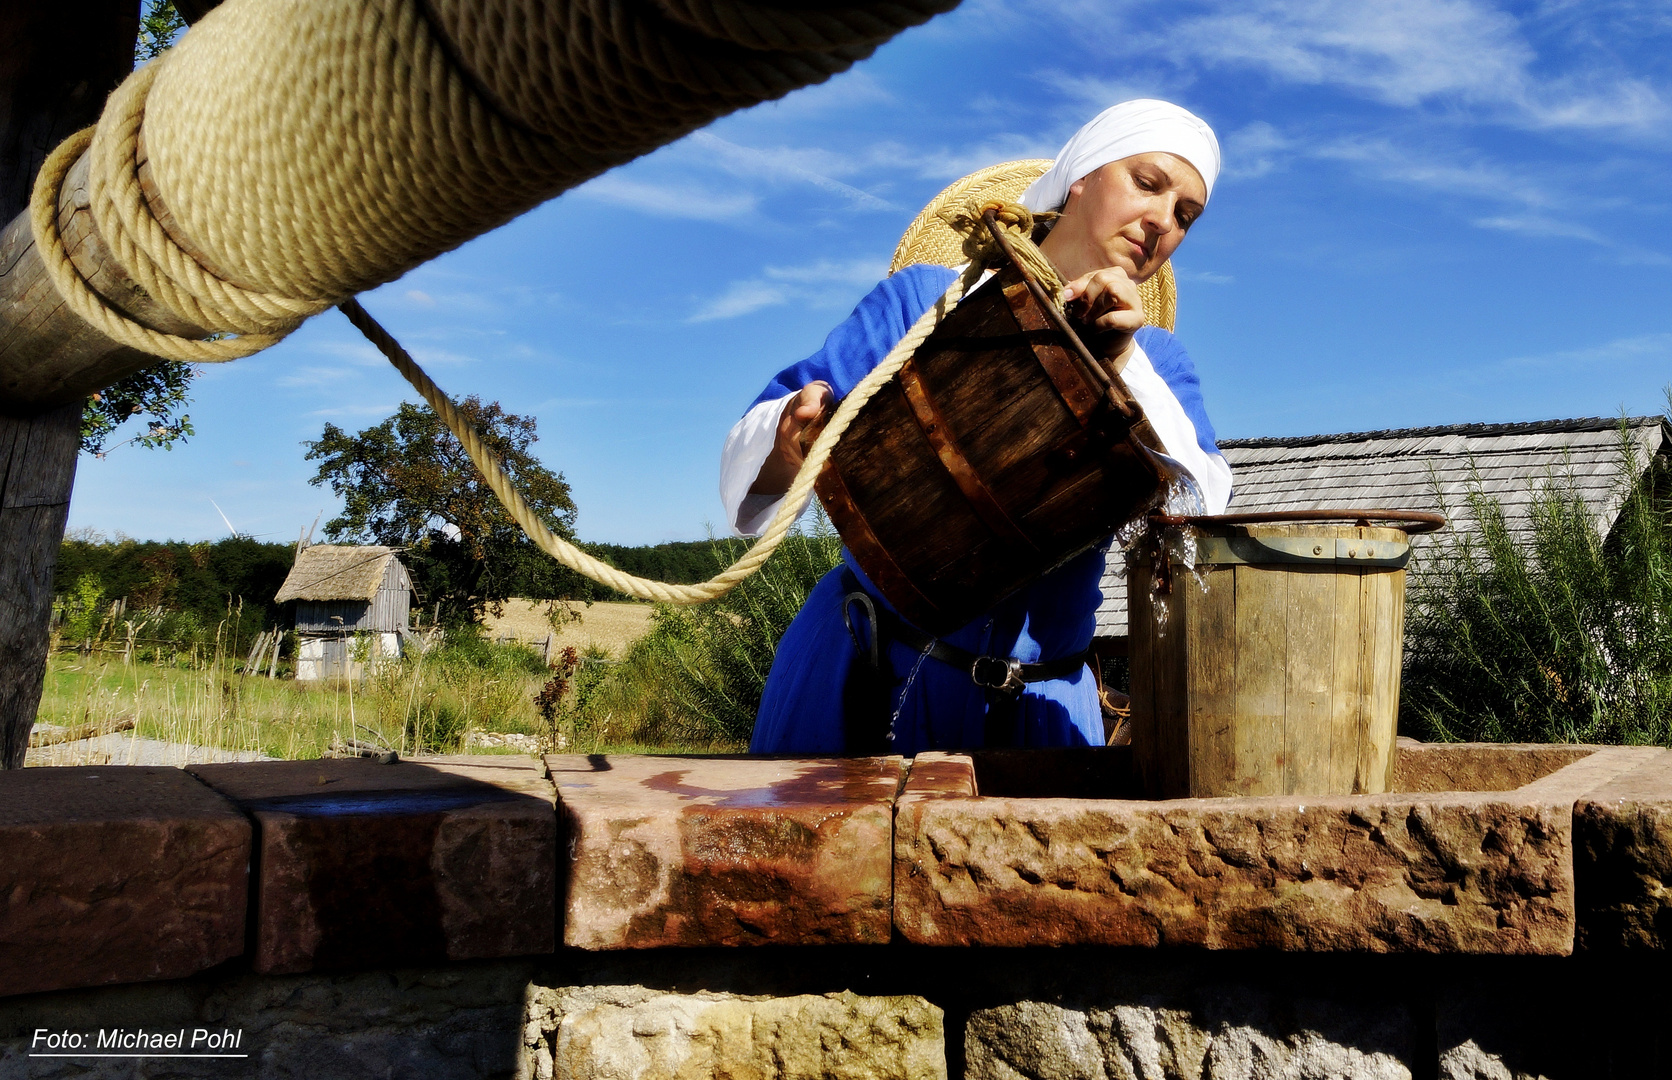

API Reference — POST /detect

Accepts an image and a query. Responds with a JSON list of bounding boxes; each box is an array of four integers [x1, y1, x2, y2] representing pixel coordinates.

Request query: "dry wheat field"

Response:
[[479, 599, 654, 658]]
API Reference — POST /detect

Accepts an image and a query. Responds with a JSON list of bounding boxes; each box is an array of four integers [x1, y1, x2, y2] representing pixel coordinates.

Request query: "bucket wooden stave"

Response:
[[810, 261, 1172, 636], [1129, 517, 1436, 799]]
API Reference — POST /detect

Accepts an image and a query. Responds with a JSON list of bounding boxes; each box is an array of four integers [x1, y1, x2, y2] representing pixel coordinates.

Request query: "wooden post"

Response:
[[0, 3, 147, 767]]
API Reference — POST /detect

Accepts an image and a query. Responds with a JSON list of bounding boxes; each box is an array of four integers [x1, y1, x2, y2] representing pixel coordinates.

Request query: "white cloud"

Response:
[[306, 402, 402, 418], [275, 365, 358, 390], [691, 280, 790, 322], [999, 0, 1669, 138], [304, 340, 384, 366], [1472, 215, 1606, 242], [571, 175, 759, 221], [687, 131, 898, 211], [1497, 332, 1672, 370], [689, 258, 889, 322], [751, 69, 896, 117], [1222, 121, 1293, 179], [1175, 268, 1235, 284]]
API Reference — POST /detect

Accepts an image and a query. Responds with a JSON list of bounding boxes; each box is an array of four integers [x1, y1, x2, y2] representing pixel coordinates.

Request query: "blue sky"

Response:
[[68, 0, 1672, 546]]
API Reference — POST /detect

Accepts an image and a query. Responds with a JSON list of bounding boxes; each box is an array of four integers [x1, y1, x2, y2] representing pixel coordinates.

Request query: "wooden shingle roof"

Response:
[[274, 545, 407, 604], [1094, 416, 1670, 638]]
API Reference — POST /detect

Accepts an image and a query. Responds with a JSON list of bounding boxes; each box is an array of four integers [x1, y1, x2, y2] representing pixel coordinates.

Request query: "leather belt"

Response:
[[840, 574, 1088, 699]]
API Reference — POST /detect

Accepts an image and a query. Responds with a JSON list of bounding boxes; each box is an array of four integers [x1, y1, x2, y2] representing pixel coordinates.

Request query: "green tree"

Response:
[[81, 0, 197, 457], [136, 0, 186, 61], [303, 398, 579, 625]]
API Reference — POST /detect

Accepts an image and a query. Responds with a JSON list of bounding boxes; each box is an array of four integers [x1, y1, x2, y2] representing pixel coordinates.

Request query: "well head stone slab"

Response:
[[530, 985, 945, 1080], [1575, 750, 1672, 951], [896, 747, 1659, 954], [188, 755, 556, 973], [0, 766, 249, 996], [548, 754, 902, 949]]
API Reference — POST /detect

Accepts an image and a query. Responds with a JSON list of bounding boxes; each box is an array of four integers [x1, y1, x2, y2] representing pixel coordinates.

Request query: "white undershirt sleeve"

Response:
[[719, 394, 815, 537], [1120, 345, 1234, 515]]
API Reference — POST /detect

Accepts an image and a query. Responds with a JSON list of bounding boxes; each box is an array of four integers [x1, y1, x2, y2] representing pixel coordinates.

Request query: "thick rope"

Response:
[[938, 197, 1064, 295], [26, 0, 955, 365], [342, 260, 981, 604]]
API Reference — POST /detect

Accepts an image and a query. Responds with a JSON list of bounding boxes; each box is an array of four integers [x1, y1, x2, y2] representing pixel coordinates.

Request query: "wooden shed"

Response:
[[1095, 415, 1671, 642], [274, 544, 415, 680]]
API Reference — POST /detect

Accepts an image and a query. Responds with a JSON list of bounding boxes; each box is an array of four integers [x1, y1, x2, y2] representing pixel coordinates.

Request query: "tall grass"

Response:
[[1402, 418, 1672, 744], [565, 516, 844, 750], [35, 629, 553, 762]]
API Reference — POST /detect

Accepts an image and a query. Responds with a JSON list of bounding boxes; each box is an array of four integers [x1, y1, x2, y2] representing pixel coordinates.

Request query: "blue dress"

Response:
[[747, 264, 1222, 757]]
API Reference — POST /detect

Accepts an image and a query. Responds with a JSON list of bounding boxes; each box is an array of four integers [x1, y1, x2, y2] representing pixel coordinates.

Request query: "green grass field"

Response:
[[35, 642, 719, 762]]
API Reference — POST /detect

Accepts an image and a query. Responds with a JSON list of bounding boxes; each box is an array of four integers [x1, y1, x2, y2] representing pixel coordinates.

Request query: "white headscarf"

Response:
[[1020, 99, 1221, 212]]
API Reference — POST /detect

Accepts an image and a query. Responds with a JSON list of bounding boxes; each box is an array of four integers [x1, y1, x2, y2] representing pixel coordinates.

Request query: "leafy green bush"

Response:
[[58, 574, 108, 645], [570, 517, 844, 749], [1402, 421, 1672, 745]]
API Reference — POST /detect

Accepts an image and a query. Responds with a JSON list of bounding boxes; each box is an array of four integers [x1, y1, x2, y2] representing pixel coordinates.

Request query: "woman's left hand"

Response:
[[1061, 267, 1146, 370]]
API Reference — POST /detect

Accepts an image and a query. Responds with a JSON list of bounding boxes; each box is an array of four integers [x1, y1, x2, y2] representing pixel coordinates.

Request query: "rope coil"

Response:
[[25, 0, 956, 365]]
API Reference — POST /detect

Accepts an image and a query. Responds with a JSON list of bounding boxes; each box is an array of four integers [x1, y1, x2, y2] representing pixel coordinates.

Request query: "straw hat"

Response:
[[889, 159, 1177, 333]]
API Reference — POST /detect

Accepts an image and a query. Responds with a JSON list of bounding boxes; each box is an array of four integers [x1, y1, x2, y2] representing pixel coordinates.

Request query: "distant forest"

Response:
[[55, 532, 732, 629]]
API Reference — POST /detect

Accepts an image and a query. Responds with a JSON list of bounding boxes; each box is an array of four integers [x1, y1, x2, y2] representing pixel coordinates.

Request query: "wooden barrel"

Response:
[[1128, 515, 1439, 799], [808, 260, 1172, 636]]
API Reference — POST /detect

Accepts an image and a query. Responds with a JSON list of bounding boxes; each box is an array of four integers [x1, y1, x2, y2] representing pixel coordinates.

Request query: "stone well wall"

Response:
[[2, 741, 1671, 1078]]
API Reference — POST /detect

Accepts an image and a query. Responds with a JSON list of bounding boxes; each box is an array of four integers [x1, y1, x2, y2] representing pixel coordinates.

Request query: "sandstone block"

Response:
[[548, 755, 900, 949], [1575, 750, 1672, 950], [0, 766, 249, 996], [967, 992, 1414, 1080], [188, 755, 556, 973], [528, 985, 944, 1080], [896, 748, 1658, 953], [1392, 738, 1601, 793]]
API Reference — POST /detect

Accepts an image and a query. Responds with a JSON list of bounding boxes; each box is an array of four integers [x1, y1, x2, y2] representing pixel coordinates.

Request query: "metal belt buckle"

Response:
[[971, 654, 1025, 698]]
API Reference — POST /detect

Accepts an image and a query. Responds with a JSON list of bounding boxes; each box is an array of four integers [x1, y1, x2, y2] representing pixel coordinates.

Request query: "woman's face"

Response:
[[1042, 152, 1207, 284]]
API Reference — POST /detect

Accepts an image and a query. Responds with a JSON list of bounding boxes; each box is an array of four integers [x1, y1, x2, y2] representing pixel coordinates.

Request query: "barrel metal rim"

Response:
[[1149, 508, 1446, 534]]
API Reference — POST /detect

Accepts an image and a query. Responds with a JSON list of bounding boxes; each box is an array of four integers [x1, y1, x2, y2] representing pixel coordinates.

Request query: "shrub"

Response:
[[570, 516, 844, 749], [1401, 419, 1672, 745]]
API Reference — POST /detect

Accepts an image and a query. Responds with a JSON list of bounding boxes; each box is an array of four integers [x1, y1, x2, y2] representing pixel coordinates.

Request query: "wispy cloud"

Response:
[[570, 175, 759, 221], [994, 0, 1669, 139], [306, 402, 402, 418], [689, 259, 888, 322], [687, 131, 897, 211], [750, 69, 896, 117], [1497, 332, 1672, 371], [1222, 121, 1293, 180], [1175, 268, 1235, 285], [275, 365, 358, 390], [1472, 215, 1606, 242]]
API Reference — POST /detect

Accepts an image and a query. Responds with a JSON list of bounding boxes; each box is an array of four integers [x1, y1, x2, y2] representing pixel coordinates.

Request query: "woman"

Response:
[[719, 99, 1233, 756]]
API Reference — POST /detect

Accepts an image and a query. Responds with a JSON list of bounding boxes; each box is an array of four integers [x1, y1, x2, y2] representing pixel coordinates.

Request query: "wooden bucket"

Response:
[[806, 221, 1173, 636], [1129, 511, 1444, 799]]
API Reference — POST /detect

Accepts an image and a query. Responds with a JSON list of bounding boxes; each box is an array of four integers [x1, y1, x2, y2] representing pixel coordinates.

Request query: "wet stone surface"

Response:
[[894, 747, 1661, 954], [188, 755, 556, 974], [0, 767, 249, 996], [548, 755, 903, 949]]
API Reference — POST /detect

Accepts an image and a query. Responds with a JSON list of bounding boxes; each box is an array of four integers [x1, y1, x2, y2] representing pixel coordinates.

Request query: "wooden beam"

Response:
[[0, 147, 209, 412], [0, 1, 143, 766], [1, 0, 224, 416]]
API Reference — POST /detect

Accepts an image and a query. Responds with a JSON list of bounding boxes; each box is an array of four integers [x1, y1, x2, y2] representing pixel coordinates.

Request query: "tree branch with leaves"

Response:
[[303, 398, 579, 626]]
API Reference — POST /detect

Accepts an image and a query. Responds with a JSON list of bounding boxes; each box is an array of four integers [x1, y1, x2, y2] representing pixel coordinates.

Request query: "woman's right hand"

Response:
[[749, 381, 834, 496]]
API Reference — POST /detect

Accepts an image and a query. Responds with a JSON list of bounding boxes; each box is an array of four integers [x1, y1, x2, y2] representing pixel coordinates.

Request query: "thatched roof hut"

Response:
[[276, 546, 416, 680], [1096, 416, 1670, 640], [275, 544, 406, 605]]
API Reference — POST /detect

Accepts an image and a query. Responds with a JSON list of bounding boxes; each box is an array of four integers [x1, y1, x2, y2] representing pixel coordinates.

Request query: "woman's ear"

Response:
[[1063, 176, 1087, 211]]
